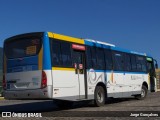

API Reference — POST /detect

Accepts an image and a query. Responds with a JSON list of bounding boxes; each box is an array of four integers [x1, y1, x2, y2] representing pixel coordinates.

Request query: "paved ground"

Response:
[[0, 92, 160, 120]]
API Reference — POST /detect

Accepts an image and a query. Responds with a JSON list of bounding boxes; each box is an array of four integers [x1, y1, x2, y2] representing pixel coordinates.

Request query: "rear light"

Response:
[[3, 75, 6, 90], [41, 71, 47, 88]]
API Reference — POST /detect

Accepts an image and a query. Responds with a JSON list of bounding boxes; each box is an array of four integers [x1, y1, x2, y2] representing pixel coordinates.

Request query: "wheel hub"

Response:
[[97, 91, 104, 103], [141, 89, 145, 98]]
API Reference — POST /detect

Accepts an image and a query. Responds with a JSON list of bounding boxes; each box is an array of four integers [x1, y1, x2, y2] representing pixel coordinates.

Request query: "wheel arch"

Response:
[[142, 81, 148, 90]]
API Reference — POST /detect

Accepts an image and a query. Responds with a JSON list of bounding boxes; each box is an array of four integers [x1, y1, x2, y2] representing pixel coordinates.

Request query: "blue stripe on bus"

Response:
[[7, 65, 38, 73], [84, 40, 94, 46], [111, 47, 131, 54], [84, 39, 146, 56], [87, 69, 147, 74], [110, 46, 146, 56], [7, 56, 38, 67], [84, 39, 111, 49], [113, 71, 147, 74], [43, 32, 52, 70], [7, 56, 38, 68]]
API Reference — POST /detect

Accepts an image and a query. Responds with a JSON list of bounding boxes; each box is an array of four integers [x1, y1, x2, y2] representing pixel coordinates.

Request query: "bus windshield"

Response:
[[4, 38, 42, 59]]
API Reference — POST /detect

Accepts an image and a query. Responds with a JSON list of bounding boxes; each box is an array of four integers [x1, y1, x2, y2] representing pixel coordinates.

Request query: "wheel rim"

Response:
[[97, 90, 104, 103], [141, 88, 145, 98]]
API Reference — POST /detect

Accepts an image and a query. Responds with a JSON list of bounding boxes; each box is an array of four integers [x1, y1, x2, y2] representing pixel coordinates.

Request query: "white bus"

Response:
[[3, 32, 158, 107]]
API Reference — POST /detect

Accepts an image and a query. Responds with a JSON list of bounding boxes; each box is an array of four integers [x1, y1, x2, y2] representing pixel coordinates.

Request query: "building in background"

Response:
[[156, 69, 160, 91], [0, 47, 2, 96]]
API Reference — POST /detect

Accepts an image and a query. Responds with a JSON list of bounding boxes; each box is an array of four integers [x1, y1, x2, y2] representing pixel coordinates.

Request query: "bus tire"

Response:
[[135, 85, 148, 100], [54, 100, 73, 109], [94, 86, 105, 107]]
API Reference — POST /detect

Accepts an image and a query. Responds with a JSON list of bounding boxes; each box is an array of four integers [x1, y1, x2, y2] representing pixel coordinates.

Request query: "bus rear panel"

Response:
[[3, 32, 52, 99]]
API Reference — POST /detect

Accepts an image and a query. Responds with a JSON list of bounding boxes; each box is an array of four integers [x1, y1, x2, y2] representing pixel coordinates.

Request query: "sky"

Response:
[[0, 0, 160, 65]]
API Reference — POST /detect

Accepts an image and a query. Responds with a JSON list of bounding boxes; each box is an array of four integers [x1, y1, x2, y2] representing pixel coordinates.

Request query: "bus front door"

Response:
[[147, 58, 156, 92], [72, 51, 87, 99]]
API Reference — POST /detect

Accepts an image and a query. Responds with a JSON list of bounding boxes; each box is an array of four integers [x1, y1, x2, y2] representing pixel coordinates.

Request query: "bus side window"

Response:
[[131, 55, 137, 71], [142, 57, 147, 72], [51, 39, 72, 67], [51, 41, 62, 66], [104, 50, 113, 70], [96, 48, 105, 70], [61, 42, 72, 67], [136, 56, 147, 72], [125, 54, 131, 71], [90, 47, 97, 69], [136, 56, 142, 71], [86, 46, 93, 69], [113, 51, 124, 71]]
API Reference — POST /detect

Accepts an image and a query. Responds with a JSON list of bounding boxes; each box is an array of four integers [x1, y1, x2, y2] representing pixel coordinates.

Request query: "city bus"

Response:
[[3, 32, 158, 107]]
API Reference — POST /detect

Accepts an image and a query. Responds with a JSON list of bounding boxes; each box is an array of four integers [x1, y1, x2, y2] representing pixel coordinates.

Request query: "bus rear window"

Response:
[[5, 38, 42, 59]]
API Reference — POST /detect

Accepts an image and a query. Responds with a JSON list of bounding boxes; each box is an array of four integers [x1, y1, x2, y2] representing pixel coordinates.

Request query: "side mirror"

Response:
[[155, 63, 158, 69]]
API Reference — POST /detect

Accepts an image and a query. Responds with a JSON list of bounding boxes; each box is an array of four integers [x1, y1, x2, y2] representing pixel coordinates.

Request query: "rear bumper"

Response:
[[4, 85, 52, 100]]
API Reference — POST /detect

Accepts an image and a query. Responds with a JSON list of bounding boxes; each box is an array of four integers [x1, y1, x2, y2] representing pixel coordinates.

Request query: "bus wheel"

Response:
[[54, 100, 73, 109], [94, 86, 105, 107], [135, 85, 148, 100]]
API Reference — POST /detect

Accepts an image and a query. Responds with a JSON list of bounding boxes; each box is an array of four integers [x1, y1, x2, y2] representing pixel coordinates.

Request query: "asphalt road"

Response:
[[0, 92, 160, 120]]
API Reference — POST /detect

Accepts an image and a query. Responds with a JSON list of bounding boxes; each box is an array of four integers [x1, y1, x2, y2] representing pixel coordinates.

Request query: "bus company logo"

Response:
[[88, 69, 98, 85], [2, 112, 11, 117], [108, 71, 116, 85]]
